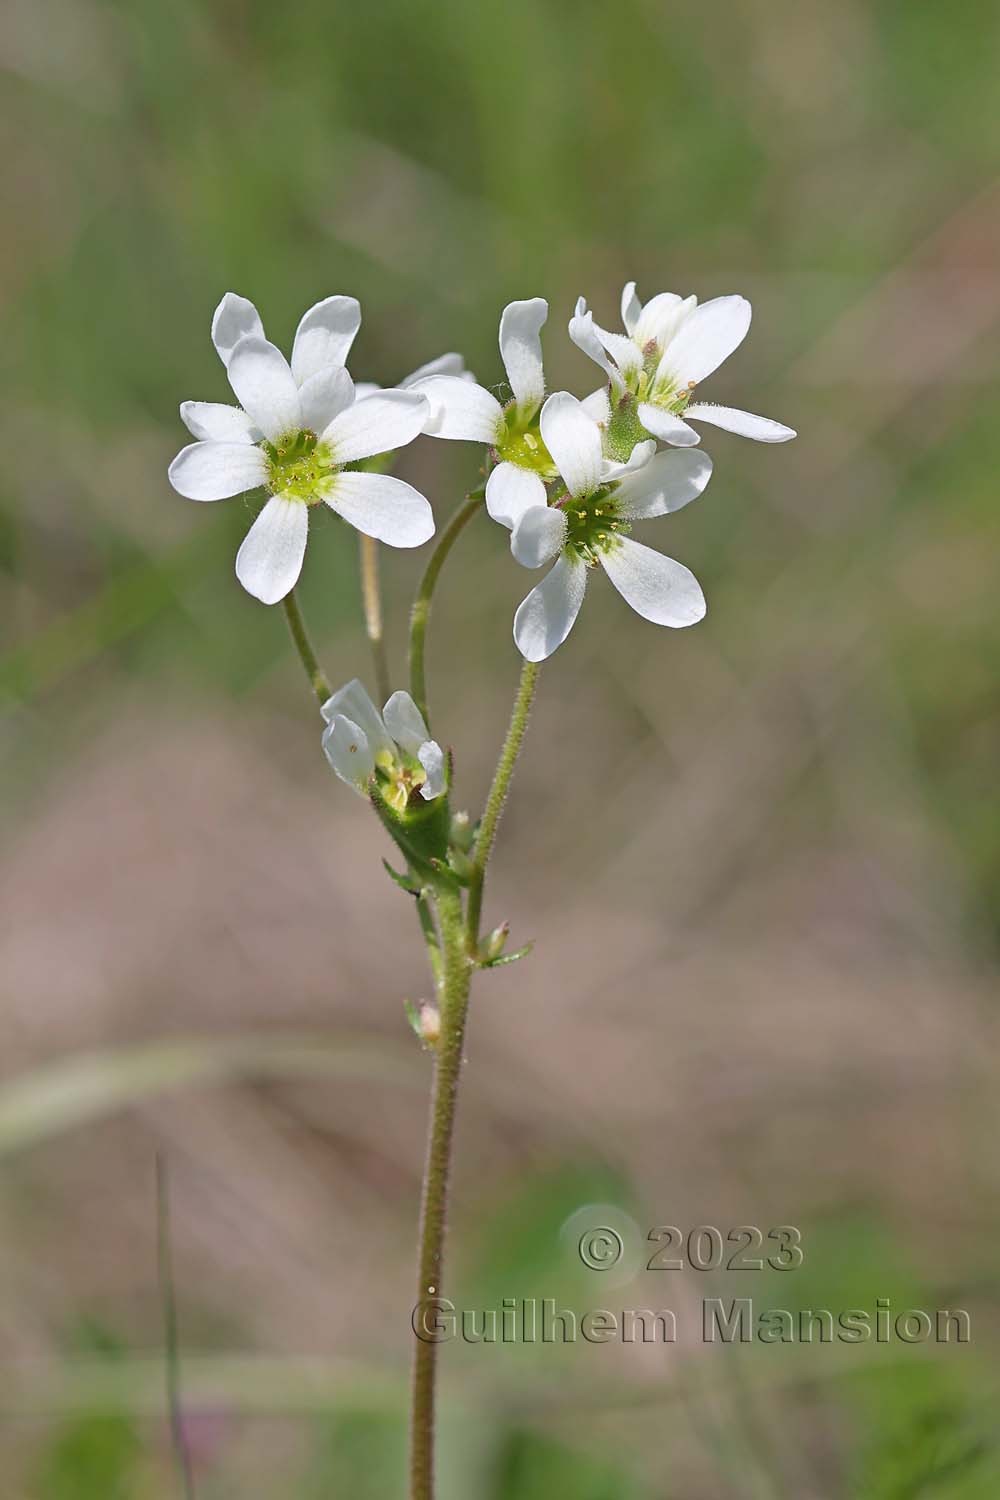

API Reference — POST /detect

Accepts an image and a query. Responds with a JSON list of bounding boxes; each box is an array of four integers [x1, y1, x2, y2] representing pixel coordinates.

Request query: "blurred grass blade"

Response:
[[156, 1154, 197, 1500], [0, 1034, 420, 1156]]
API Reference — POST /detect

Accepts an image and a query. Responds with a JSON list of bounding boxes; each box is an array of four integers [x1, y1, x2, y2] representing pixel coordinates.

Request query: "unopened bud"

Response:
[[450, 810, 475, 851], [482, 922, 509, 962], [418, 1003, 441, 1046]]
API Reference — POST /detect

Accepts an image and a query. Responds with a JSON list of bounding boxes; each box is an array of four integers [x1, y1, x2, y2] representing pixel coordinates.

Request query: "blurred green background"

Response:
[[2, 0, 1000, 1494]]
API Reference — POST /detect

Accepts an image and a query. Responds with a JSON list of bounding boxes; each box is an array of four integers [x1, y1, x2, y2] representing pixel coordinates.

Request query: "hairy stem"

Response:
[[282, 589, 330, 706], [359, 534, 391, 704], [410, 885, 472, 1500], [408, 490, 483, 728], [465, 659, 540, 952]]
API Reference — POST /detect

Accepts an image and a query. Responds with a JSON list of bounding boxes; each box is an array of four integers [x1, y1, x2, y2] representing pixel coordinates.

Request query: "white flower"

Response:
[[412, 300, 558, 515], [168, 293, 435, 605], [353, 352, 475, 407], [321, 679, 447, 812], [570, 284, 796, 453], [490, 393, 713, 662]]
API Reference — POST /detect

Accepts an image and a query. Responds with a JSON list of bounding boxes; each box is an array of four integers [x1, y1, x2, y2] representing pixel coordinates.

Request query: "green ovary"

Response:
[[263, 430, 336, 503], [605, 374, 694, 460], [561, 486, 629, 567], [495, 405, 557, 478], [375, 750, 427, 813]]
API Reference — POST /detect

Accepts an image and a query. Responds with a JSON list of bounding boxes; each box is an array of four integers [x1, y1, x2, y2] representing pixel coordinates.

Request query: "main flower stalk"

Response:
[[409, 657, 540, 1498], [409, 884, 472, 1500]]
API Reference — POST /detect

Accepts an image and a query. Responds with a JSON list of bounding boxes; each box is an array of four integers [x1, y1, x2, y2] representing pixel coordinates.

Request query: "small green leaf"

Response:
[[480, 942, 533, 969], [382, 858, 422, 895], [403, 999, 422, 1038]]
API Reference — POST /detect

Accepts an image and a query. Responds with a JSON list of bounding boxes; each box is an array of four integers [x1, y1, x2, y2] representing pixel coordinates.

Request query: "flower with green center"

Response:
[[321, 679, 447, 812], [570, 284, 796, 451], [413, 298, 563, 517], [168, 293, 435, 604], [488, 393, 713, 662]]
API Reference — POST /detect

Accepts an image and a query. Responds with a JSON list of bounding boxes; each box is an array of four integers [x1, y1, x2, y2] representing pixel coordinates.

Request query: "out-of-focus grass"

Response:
[[3, 0, 1000, 1494]]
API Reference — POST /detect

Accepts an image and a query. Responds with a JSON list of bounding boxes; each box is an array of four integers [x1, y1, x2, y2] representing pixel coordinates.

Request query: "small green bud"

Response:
[[418, 1003, 441, 1046], [449, 810, 475, 851], [482, 922, 509, 962], [404, 999, 440, 1047]]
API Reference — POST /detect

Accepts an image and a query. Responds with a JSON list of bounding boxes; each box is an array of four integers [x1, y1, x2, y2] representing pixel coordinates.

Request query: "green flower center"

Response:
[[374, 749, 427, 813], [263, 429, 337, 503], [561, 485, 630, 566], [494, 403, 557, 478], [604, 370, 695, 460]]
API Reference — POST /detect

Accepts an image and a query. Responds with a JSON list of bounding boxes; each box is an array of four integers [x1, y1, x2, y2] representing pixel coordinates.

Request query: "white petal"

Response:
[[297, 366, 355, 434], [484, 462, 546, 529], [322, 679, 393, 759], [539, 392, 603, 498], [290, 295, 362, 385], [234, 496, 308, 604], [510, 506, 567, 569], [685, 403, 796, 442], [324, 471, 434, 548], [401, 352, 472, 387], [579, 387, 611, 425], [600, 536, 706, 627], [621, 281, 641, 336], [211, 293, 265, 367], [322, 389, 428, 462], [179, 401, 257, 443], [634, 292, 693, 351], [417, 740, 447, 800], [352, 381, 381, 402], [513, 554, 587, 662], [600, 439, 656, 483], [568, 302, 624, 393], [226, 337, 302, 442], [322, 714, 375, 792], [614, 449, 713, 519], [658, 295, 751, 386], [168, 441, 267, 501], [382, 690, 431, 755], [498, 298, 547, 408], [590, 322, 643, 382], [412, 376, 504, 443], [637, 403, 701, 447]]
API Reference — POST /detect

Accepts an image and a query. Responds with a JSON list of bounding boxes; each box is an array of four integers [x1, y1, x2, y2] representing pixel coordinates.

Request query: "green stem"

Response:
[[410, 885, 472, 1500], [282, 589, 330, 706], [408, 490, 483, 728], [465, 659, 540, 953], [359, 534, 391, 704]]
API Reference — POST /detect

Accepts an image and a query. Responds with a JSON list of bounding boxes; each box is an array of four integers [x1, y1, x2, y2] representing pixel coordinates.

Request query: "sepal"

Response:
[[479, 940, 534, 970], [370, 778, 452, 878], [382, 858, 423, 895]]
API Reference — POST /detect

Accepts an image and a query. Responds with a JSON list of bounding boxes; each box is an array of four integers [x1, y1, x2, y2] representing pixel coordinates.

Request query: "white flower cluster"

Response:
[[169, 285, 793, 657]]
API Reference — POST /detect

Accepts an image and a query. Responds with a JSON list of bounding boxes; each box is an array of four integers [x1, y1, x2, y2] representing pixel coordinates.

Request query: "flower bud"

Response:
[[418, 1003, 441, 1046], [483, 923, 509, 962], [449, 810, 475, 851]]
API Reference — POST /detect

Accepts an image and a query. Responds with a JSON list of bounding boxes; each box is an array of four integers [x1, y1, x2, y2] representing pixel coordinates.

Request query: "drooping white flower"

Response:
[[321, 679, 447, 811], [490, 393, 713, 662], [570, 284, 796, 454], [168, 293, 435, 605], [412, 300, 559, 521], [353, 352, 475, 406]]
